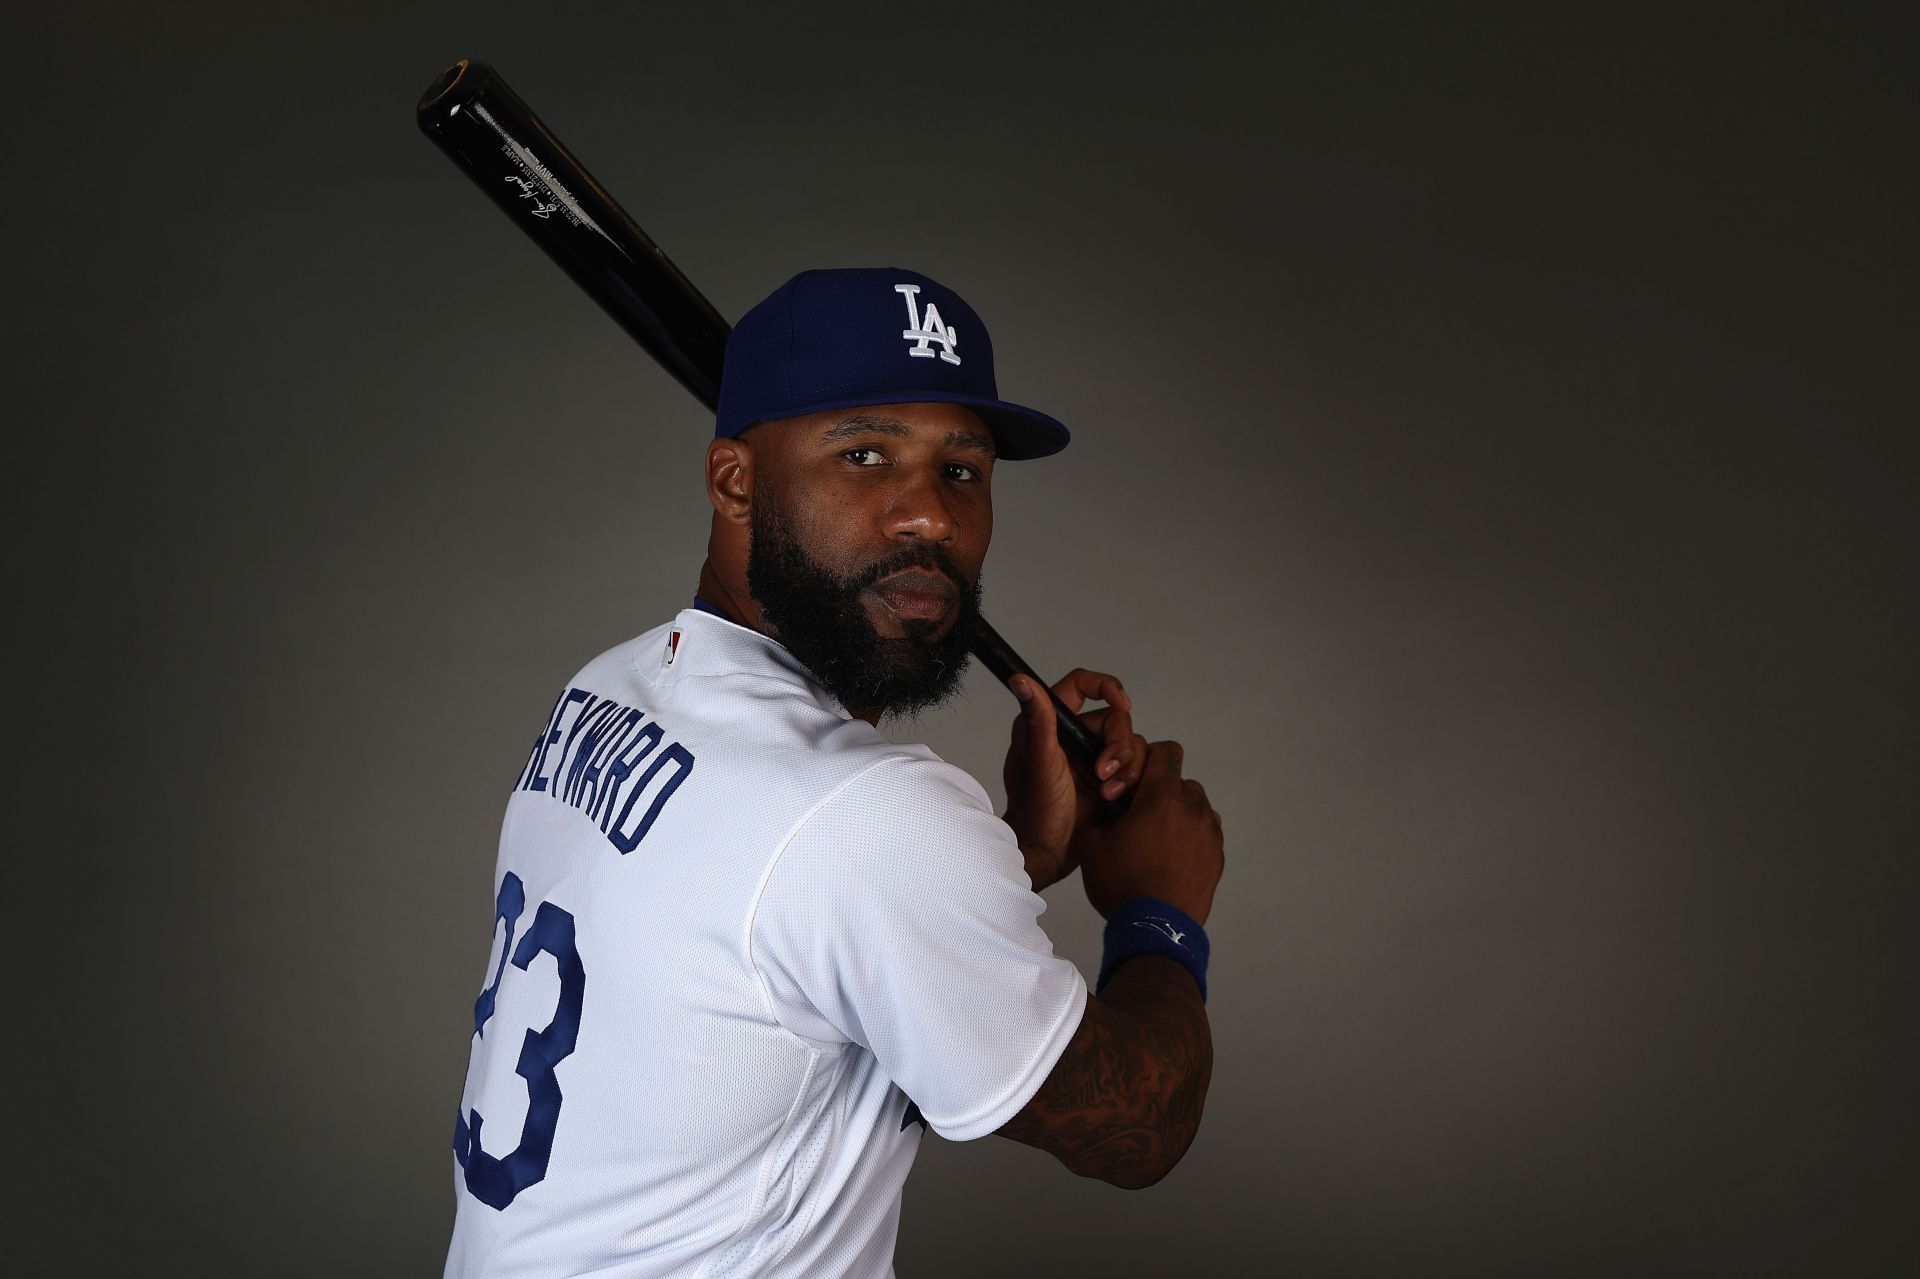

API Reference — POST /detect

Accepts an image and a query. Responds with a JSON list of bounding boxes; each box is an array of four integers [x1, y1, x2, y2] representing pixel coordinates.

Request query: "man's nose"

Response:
[[882, 467, 957, 543]]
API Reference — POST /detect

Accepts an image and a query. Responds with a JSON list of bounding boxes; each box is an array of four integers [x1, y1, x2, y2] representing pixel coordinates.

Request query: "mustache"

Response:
[[846, 543, 970, 594]]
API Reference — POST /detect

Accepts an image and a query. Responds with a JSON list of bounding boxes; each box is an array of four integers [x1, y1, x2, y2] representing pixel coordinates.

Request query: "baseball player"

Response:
[[444, 268, 1225, 1278]]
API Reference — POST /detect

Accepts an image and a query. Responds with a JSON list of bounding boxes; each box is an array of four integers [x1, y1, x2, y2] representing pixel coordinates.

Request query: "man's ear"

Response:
[[705, 437, 753, 524]]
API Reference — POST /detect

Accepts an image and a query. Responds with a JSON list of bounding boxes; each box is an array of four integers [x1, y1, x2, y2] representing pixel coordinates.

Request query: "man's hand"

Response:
[[1074, 739, 1224, 924], [1002, 669, 1149, 892]]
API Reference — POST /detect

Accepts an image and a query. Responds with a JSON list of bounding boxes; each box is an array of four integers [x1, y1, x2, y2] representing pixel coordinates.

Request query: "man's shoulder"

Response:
[[551, 611, 984, 796], [822, 746, 992, 817], [560, 619, 677, 689], [549, 609, 791, 704], [739, 718, 987, 839], [759, 746, 1002, 893], [760, 746, 1021, 919]]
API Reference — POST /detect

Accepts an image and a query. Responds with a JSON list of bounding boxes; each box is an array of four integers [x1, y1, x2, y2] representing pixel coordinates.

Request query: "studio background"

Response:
[[11, 3, 1911, 1275]]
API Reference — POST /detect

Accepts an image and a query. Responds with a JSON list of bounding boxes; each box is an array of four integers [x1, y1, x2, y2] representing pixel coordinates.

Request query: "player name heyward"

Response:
[[512, 686, 696, 853]]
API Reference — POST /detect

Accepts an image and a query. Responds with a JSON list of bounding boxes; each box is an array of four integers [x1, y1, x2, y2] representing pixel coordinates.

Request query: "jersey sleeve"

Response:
[[747, 754, 1089, 1142]]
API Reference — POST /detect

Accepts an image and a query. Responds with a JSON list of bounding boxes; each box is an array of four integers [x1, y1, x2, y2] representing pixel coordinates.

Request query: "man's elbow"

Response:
[[1069, 1109, 1206, 1189], [1104, 1160, 1176, 1191], [1076, 1143, 1189, 1190]]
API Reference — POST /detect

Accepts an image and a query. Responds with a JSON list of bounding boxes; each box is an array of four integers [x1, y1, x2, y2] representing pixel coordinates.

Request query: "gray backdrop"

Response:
[[12, 3, 1912, 1275]]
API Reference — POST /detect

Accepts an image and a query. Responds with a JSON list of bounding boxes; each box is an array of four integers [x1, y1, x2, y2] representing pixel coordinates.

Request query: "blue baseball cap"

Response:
[[716, 268, 1071, 460]]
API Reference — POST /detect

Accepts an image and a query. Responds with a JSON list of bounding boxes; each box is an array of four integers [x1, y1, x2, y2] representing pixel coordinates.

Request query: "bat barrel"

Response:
[[416, 59, 731, 410]]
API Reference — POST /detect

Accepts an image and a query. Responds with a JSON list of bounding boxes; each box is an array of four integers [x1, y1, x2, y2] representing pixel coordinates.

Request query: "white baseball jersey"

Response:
[[444, 605, 1088, 1278]]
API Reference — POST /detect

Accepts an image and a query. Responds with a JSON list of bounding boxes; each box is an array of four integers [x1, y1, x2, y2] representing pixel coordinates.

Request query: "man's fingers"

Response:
[[1011, 675, 1058, 749], [1093, 700, 1131, 777], [1052, 706, 1141, 798], [1100, 729, 1149, 801], [1049, 667, 1131, 717], [1097, 709, 1146, 799], [1043, 669, 1136, 798]]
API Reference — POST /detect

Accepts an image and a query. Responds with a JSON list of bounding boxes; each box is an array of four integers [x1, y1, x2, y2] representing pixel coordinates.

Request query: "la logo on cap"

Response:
[[895, 283, 960, 365]]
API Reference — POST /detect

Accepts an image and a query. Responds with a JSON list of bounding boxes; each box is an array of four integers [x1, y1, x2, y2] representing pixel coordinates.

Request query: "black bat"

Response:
[[415, 57, 1108, 777]]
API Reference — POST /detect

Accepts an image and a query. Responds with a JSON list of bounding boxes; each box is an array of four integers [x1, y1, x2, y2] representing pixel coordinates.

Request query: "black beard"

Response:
[[746, 502, 981, 720]]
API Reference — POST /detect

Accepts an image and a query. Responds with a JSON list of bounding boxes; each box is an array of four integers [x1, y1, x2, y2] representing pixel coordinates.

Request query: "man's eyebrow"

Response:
[[818, 414, 998, 458], [819, 414, 910, 443], [944, 429, 997, 457]]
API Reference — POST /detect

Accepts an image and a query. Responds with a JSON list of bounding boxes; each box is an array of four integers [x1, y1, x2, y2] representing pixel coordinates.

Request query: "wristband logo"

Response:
[[1133, 917, 1188, 947]]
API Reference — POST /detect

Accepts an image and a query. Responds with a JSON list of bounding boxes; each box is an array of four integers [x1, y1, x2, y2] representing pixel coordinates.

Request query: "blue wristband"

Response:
[[1096, 897, 1210, 1003]]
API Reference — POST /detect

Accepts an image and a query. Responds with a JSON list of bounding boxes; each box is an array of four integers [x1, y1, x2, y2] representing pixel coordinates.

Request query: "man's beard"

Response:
[[746, 502, 981, 720]]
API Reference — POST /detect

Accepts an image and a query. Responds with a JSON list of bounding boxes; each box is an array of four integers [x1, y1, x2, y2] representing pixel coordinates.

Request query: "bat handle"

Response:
[[969, 614, 1108, 779]]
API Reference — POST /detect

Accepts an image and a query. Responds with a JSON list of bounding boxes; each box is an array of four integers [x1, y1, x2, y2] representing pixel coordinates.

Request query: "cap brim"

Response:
[[742, 391, 1070, 461]]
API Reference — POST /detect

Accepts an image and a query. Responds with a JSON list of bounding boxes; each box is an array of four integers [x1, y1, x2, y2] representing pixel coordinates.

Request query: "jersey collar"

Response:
[[662, 603, 854, 720]]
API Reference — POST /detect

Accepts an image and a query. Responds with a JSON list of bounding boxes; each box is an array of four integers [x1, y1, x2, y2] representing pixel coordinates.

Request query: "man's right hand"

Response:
[[1075, 740, 1225, 925]]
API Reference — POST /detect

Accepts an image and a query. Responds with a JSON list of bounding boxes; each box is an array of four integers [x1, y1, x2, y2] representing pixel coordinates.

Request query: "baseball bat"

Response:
[[414, 58, 1109, 778]]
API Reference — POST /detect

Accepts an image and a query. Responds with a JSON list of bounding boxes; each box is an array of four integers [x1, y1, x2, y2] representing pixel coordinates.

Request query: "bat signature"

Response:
[[503, 175, 561, 219]]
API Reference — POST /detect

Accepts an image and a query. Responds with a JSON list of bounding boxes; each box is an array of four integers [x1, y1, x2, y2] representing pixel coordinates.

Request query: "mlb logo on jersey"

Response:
[[665, 627, 683, 666]]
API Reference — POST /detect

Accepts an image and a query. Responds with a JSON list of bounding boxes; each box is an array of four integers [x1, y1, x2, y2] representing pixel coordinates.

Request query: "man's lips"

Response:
[[869, 568, 960, 621]]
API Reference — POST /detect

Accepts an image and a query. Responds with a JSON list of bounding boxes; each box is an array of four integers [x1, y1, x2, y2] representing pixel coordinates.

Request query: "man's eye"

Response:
[[944, 463, 979, 482], [843, 448, 886, 466]]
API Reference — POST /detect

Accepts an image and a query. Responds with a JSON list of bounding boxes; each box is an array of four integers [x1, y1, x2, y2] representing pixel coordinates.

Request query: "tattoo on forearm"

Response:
[[997, 955, 1212, 1187]]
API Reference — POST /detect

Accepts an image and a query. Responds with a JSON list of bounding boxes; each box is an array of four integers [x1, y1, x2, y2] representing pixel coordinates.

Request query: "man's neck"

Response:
[[694, 559, 762, 633]]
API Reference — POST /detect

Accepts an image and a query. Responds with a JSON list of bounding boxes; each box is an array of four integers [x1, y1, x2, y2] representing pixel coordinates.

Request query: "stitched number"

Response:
[[454, 873, 587, 1210], [471, 873, 526, 1037]]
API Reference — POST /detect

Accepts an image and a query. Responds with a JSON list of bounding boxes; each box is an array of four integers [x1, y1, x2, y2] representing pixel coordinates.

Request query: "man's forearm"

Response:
[[998, 955, 1213, 1188]]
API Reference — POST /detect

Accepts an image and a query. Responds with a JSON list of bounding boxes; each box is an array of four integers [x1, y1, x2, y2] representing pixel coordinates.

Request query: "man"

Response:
[[445, 268, 1225, 1277]]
